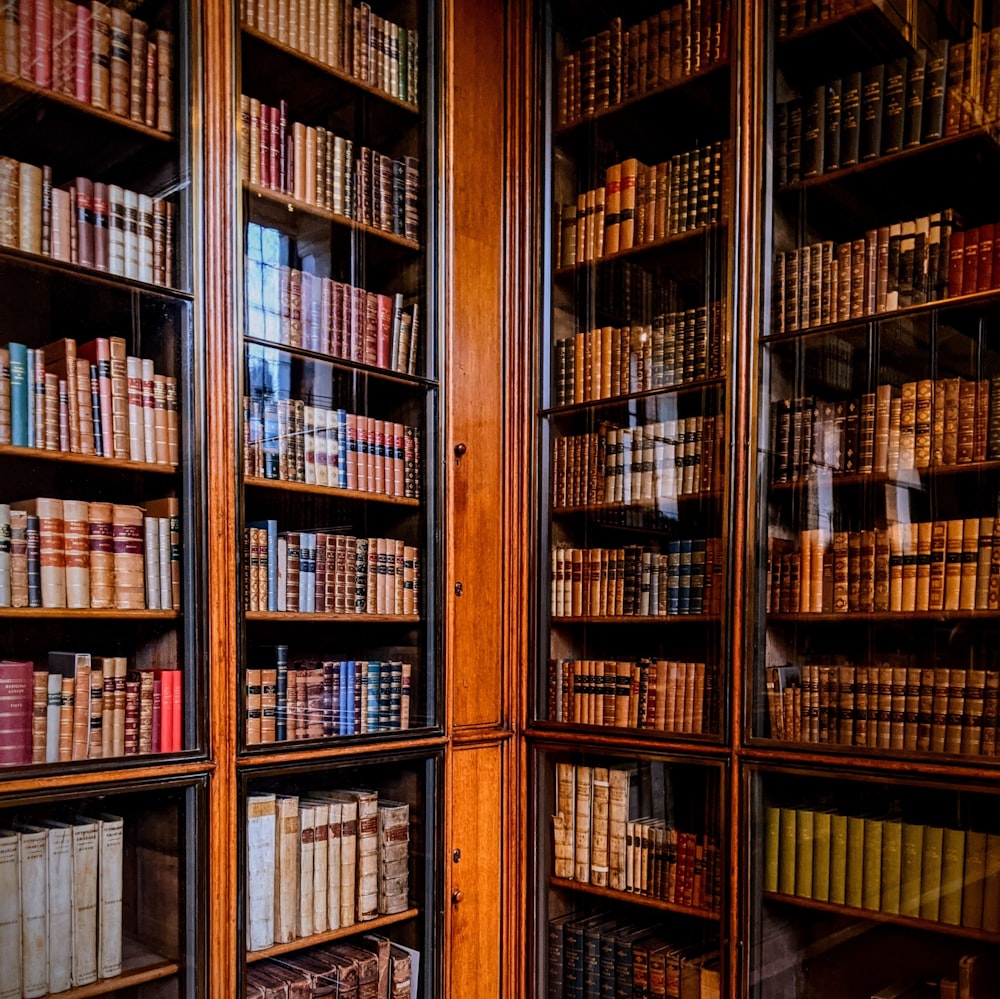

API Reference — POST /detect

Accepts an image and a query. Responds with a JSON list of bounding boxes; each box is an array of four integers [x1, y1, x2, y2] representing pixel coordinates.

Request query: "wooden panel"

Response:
[[448, 743, 505, 998]]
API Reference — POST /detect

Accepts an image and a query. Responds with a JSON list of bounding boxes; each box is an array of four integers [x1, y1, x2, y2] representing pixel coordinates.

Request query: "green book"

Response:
[[880, 820, 902, 914], [919, 825, 945, 922], [940, 827, 966, 925], [862, 817, 884, 911], [795, 809, 815, 898], [982, 833, 1000, 932], [778, 807, 797, 895], [829, 813, 848, 905], [846, 815, 866, 908], [961, 829, 987, 929], [812, 811, 832, 902], [763, 805, 780, 893], [900, 822, 924, 918]]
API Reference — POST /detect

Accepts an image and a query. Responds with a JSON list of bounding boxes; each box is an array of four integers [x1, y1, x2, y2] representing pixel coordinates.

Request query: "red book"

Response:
[[75, 176, 94, 269], [150, 673, 161, 753], [963, 227, 980, 296], [948, 230, 965, 298], [375, 293, 392, 369], [978, 223, 996, 293], [268, 104, 280, 194], [171, 670, 181, 752], [74, 3, 91, 103], [19, 0, 34, 80], [278, 99, 288, 193], [0, 659, 33, 765], [33, 0, 52, 88]]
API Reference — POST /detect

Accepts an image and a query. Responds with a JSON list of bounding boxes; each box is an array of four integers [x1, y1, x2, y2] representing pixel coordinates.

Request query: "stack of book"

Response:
[[0, 157, 175, 285], [245, 651, 411, 744], [555, 1, 732, 126], [244, 526, 419, 616], [0, 1, 175, 132], [246, 789, 410, 948], [240, 0, 419, 108], [0, 815, 123, 997]]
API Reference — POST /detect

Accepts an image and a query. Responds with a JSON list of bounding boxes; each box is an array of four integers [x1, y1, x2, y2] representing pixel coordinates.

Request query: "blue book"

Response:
[[248, 520, 278, 611], [366, 661, 380, 731], [341, 660, 355, 735], [690, 539, 707, 614], [667, 540, 681, 615], [678, 539, 693, 614], [7, 343, 27, 447], [274, 644, 288, 741]]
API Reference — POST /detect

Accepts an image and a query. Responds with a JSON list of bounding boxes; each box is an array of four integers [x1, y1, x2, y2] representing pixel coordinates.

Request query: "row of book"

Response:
[[552, 415, 724, 508], [0, 159, 176, 287], [245, 656, 412, 745], [0, 655, 182, 767], [552, 304, 726, 406], [551, 540, 723, 619], [557, 143, 728, 269], [582, 261, 689, 327], [776, 0, 890, 37], [553, 762, 721, 911], [244, 397, 421, 497], [767, 518, 1000, 616], [0, 815, 123, 998], [1, 336, 178, 464], [246, 788, 410, 950], [766, 662, 1000, 757], [245, 246, 420, 375], [547, 658, 715, 736], [241, 95, 420, 242], [775, 35, 998, 186], [873, 954, 999, 999], [0, 497, 180, 611], [763, 804, 1000, 932], [244, 526, 418, 616], [0, 0, 175, 133], [240, 0, 419, 109], [247, 939, 417, 999], [771, 377, 1000, 485], [554, 1, 732, 126], [548, 911, 720, 999]]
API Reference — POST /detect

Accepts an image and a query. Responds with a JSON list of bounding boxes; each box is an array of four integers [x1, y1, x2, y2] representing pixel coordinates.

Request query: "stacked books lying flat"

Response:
[[1, 336, 178, 464], [771, 375, 1000, 484], [557, 142, 729, 269], [248, 939, 417, 999], [244, 396, 420, 498], [246, 789, 410, 950], [763, 803, 1000, 933], [766, 661, 1000, 758], [553, 303, 726, 406], [245, 526, 418, 616], [0, 655, 182, 766], [548, 911, 720, 999], [555, 0, 732, 126], [245, 650, 411, 745], [553, 415, 724, 508], [767, 518, 1000, 616], [245, 225, 420, 373], [772, 210, 1000, 335], [0, 157, 175, 286], [0, 496, 180, 611], [0, 815, 124, 998], [548, 658, 716, 736], [553, 762, 721, 912], [241, 94, 419, 242], [551, 541, 723, 618], [0, 0, 175, 133], [239, 0, 419, 108]]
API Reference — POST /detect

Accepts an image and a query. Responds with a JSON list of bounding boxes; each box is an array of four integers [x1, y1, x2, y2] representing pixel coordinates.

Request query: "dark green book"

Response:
[[923, 38, 949, 141], [824, 78, 842, 172], [840, 70, 863, 166], [802, 83, 826, 179], [882, 57, 907, 155], [860, 63, 885, 160], [904, 49, 927, 147]]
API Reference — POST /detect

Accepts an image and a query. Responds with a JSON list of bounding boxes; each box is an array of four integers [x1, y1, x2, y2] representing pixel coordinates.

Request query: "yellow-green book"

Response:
[[880, 819, 902, 914], [961, 829, 987, 928], [829, 813, 848, 905], [812, 810, 832, 902], [919, 825, 944, 922], [862, 817, 884, 911], [939, 827, 966, 925], [982, 833, 1000, 932], [778, 807, 797, 895], [846, 814, 866, 908], [763, 805, 780, 893], [795, 809, 815, 898], [900, 822, 924, 918]]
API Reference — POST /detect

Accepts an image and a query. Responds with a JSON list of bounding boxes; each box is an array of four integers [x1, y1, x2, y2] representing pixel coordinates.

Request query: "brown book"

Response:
[[960, 517, 980, 611], [963, 669, 986, 755], [111, 504, 145, 609], [945, 668, 967, 755], [929, 519, 947, 612], [958, 378, 977, 463], [915, 520, 932, 611], [913, 379, 932, 468], [945, 519, 964, 611], [11, 498, 65, 608], [931, 666, 951, 754], [898, 381, 917, 470]]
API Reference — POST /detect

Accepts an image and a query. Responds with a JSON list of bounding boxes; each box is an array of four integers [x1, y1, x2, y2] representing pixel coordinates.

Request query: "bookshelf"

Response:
[[0, 0, 205, 994], [234, 0, 441, 993]]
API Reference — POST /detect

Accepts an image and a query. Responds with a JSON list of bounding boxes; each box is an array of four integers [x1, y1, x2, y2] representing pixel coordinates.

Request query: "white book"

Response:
[[276, 536, 287, 612], [18, 824, 48, 999], [123, 189, 139, 280], [62, 499, 91, 609], [41, 820, 72, 993], [246, 793, 276, 951], [137, 194, 154, 284], [0, 830, 21, 999], [107, 185, 126, 276], [97, 814, 123, 979], [157, 517, 171, 609], [45, 672, 61, 763], [272, 794, 299, 945], [305, 800, 329, 935], [297, 802, 316, 939], [143, 515, 160, 610], [69, 818, 100, 987], [314, 408, 329, 487], [326, 799, 342, 931], [303, 404, 315, 484], [126, 356, 144, 461], [51, 188, 72, 262]]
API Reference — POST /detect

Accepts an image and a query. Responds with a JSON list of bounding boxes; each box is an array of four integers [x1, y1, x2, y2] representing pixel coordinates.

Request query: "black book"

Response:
[[824, 78, 842, 172], [599, 922, 627, 999], [843, 397, 860, 473], [897, 220, 916, 307], [944, 39, 965, 136], [548, 912, 580, 999], [903, 49, 927, 147], [775, 101, 789, 188], [840, 70, 862, 166], [786, 97, 805, 184], [923, 38, 949, 141], [860, 62, 885, 160], [802, 83, 826, 178], [583, 918, 617, 999], [613, 926, 656, 999], [882, 57, 907, 155], [566, 915, 609, 999]]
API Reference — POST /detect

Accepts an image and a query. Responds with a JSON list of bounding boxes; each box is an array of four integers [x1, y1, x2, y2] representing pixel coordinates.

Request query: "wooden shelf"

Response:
[[0, 607, 178, 619], [245, 476, 420, 506], [0, 70, 174, 143], [768, 610, 1000, 624], [552, 614, 720, 624], [553, 493, 722, 515], [769, 459, 1000, 492], [0, 759, 213, 796], [549, 876, 719, 920], [763, 890, 1000, 944], [245, 611, 420, 623], [241, 25, 419, 114], [240, 733, 447, 767], [530, 721, 725, 751], [247, 907, 420, 962], [55, 938, 179, 999], [244, 183, 420, 251], [0, 442, 177, 474], [542, 376, 726, 417]]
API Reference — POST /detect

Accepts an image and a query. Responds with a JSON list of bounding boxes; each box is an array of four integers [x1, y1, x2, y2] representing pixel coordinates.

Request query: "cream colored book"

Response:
[[574, 764, 592, 883], [272, 794, 299, 945], [297, 801, 316, 939], [553, 762, 575, 879], [0, 830, 20, 999], [246, 793, 276, 951], [590, 766, 610, 887], [69, 818, 99, 986], [326, 799, 343, 931]]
